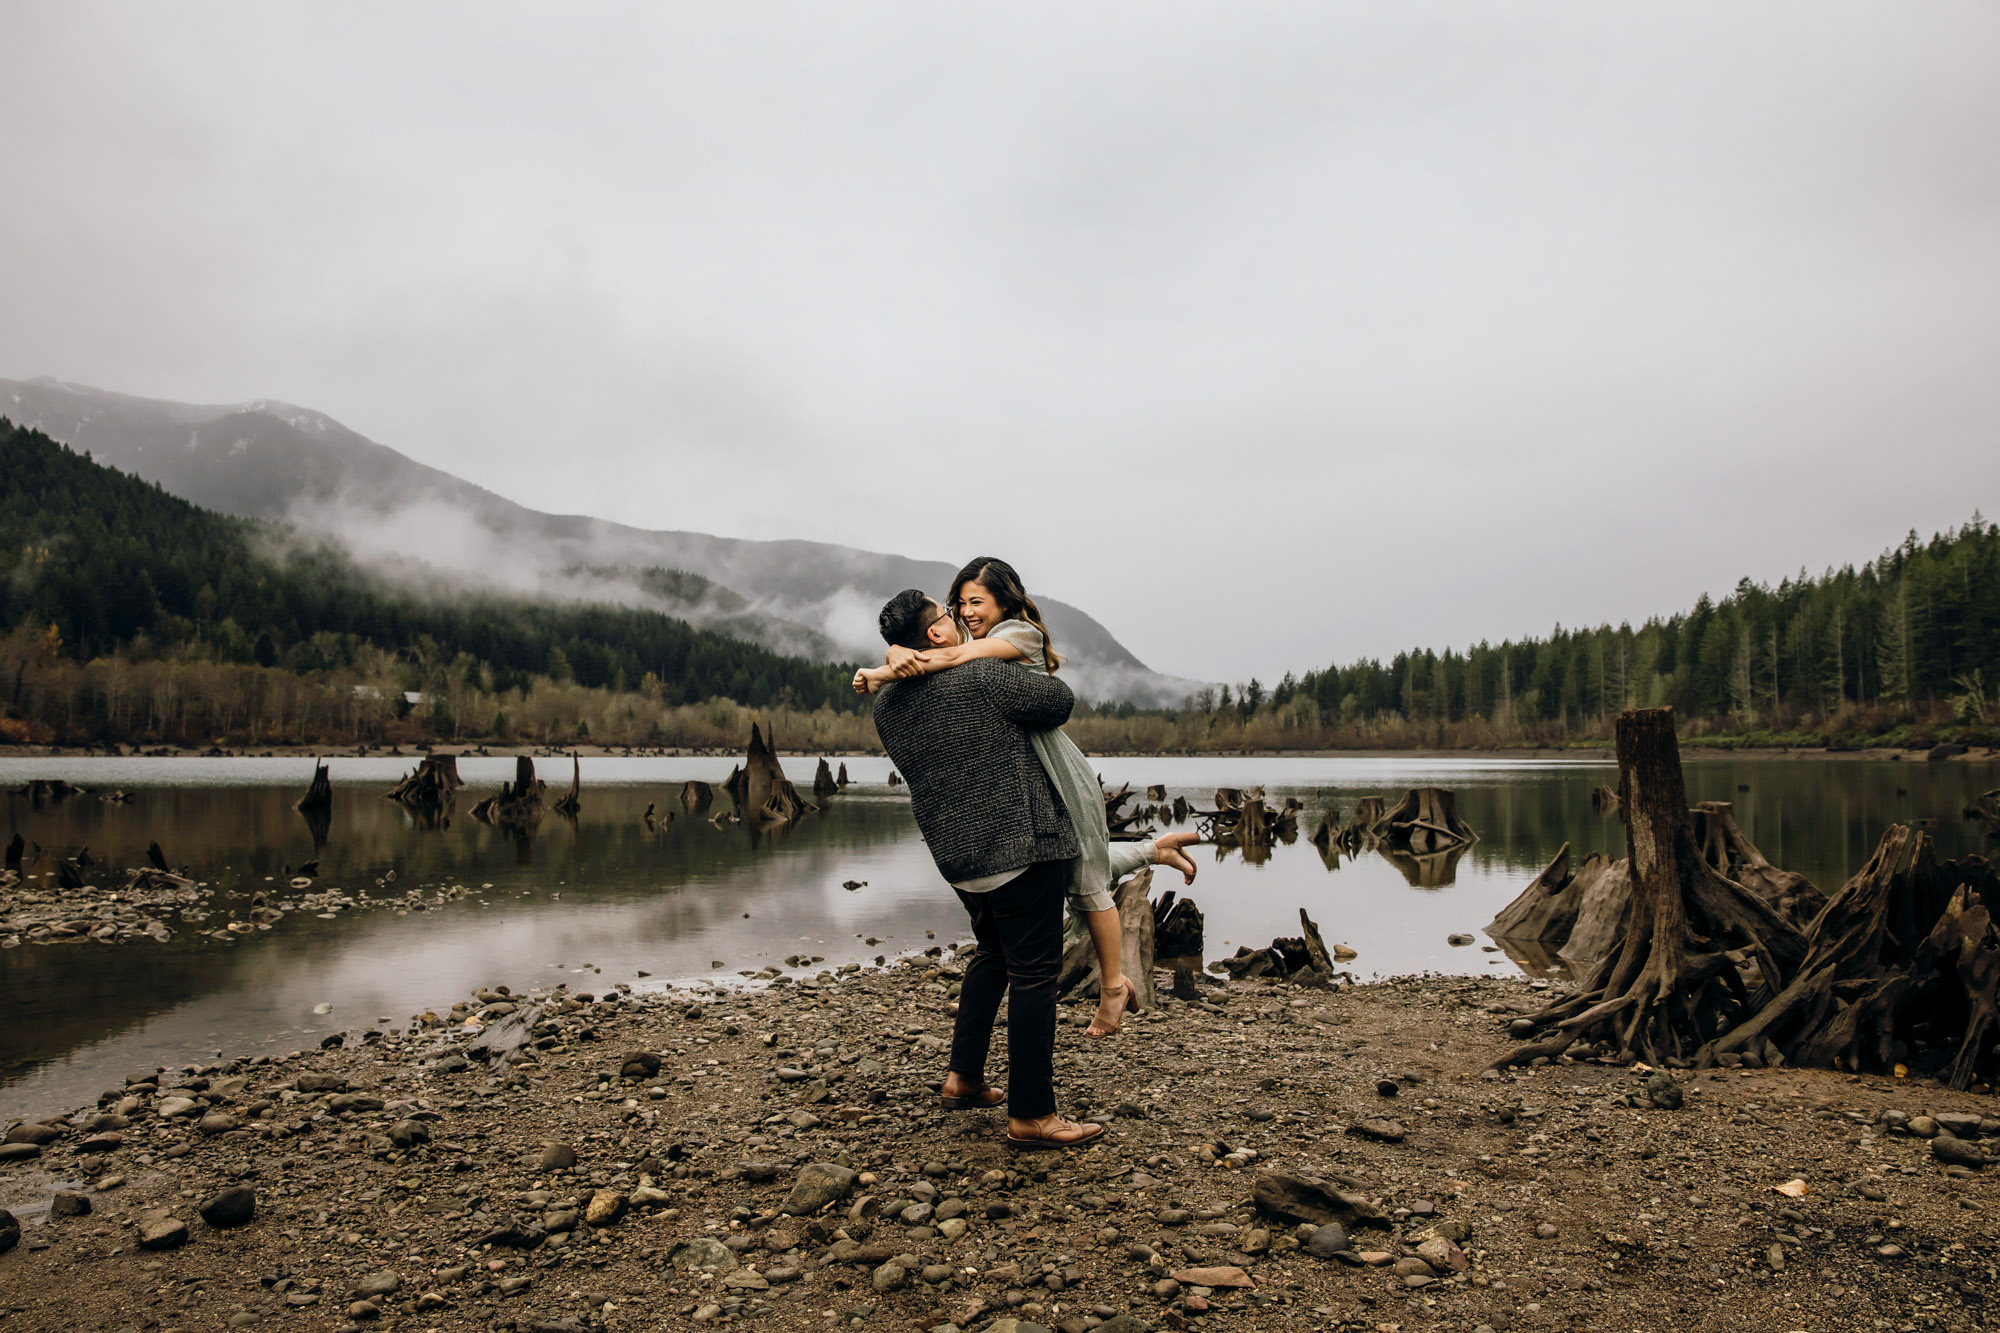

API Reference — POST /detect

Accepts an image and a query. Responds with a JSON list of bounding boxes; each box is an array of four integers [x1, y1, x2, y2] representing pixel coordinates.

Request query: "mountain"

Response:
[[1, 377, 1193, 703], [0, 417, 861, 711]]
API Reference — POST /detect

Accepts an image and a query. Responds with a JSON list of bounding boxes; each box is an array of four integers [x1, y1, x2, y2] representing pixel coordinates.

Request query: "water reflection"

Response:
[[0, 752, 1994, 1121]]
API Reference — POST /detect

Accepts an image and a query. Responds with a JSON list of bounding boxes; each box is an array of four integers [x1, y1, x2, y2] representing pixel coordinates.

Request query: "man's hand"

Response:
[[887, 644, 925, 678]]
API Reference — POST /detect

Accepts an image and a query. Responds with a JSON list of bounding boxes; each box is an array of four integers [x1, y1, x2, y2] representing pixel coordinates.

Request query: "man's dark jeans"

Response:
[[950, 858, 1068, 1120]]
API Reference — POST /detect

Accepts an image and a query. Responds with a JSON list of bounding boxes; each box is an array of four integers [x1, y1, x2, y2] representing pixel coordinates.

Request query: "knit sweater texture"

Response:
[[870, 658, 1080, 884]]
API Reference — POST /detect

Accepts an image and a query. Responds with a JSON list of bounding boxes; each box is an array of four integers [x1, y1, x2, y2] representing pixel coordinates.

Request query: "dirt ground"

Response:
[[2, 955, 1997, 1333]]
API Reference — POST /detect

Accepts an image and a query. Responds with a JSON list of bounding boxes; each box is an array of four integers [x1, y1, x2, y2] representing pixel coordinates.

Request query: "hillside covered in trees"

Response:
[[1065, 518, 2000, 753], [0, 418, 862, 746]]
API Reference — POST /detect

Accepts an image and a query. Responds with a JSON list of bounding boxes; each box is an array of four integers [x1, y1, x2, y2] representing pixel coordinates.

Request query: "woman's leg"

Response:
[[1084, 905, 1131, 1037]]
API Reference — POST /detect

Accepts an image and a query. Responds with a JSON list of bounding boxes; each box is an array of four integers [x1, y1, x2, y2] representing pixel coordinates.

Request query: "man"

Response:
[[869, 589, 1104, 1150]]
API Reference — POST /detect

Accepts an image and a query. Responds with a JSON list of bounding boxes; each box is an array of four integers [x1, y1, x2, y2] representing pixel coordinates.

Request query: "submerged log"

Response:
[[813, 759, 839, 800], [1371, 787, 1478, 853], [679, 780, 713, 815], [295, 760, 333, 814], [551, 754, 581, 816]]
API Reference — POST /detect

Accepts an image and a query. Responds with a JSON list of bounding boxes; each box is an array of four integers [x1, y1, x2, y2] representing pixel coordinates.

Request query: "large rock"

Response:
[[780, 1162, 857, 1215], [0, 1143, 42, 1163], [197, 1112, 240, 1136], [353, 1270, 402, 1298], [1645, 1071, 1684, 1110], [51, 1191, 92, 1218], [1932, 1136, 1990, 1169], [669, 1237, 739, 1275], [585, 1189, 628, 1227], [3, 1123, 63, 1146], [296, 1073, 347, 1093], [1305, 1223, 1351, 1258], [1251, 1173, 1390, 1229], [0, 1210, 18, 1254], [619, 1052, 662, 1080], [1416, 1236, 1469, 1272], [537, 1142, 578, 1170], [138, 1215, 190, 1250], [200, 1187, 257, 1228], [155, 1097, 199, 1119]]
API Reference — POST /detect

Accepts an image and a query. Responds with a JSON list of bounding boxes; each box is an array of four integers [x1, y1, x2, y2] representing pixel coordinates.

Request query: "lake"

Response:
[[3, 751, 1994, 1121]]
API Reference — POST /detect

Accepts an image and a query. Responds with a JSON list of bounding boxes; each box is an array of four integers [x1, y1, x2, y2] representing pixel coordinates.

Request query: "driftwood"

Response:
[[551, 755, 582, 816], [1492, 708, 1811, 1070], [723, 723, 814, 826], [470, 756, 545, 826], [386, 754, 463, 809], [1057, 868, 1158, 1008], [1371, 787, 1477, 853], [1299, 908, 1335, 974], [813, 759, 839, 800], [1486, 843, 1633, 965], [679, 780, 713, 815], [1691, 801, 1824, 928], [295, 760, 333, 814]]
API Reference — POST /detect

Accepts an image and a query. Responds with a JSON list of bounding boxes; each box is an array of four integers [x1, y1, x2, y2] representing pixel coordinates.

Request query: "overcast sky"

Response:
[[3, 3, 1997, 683]]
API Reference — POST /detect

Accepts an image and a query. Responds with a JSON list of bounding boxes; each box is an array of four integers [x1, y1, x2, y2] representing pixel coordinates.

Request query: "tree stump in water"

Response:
[[1309, 806, 1342, 848], [1589, 785, 1621, 816], [386, 754, 464, 810], [551, 754, 582, 816], [1493, 707, 1809, 1069], [723, 723, 813, 825], [1146, 784, 1166, 801], [1170, 795, 1190, 824], [1345, 797, 1386, 848], [813, 759, 839, 801], [679, 780, 713, 815], [1555, 857, 1634, 966], [1486, 843, 1581, 942], [836, 763, 850, 789], [1371, 788, 1477, 853], [887, 770, 901, 787], [470, 756, 545, 826], [295, 760, 333, 814], [1690, 801, 1824, 927]]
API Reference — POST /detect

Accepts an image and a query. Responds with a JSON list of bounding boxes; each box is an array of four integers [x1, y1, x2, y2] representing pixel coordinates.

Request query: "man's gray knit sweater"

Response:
[[870, 659, 1080, 885]]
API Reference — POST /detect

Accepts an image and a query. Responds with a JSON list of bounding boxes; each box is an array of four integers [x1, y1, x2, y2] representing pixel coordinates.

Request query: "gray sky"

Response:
[[3, 2, 1997, 683]]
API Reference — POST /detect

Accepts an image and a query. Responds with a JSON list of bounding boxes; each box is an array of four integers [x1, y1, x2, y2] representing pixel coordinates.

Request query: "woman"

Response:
[[856, 557, 1198, 1038]]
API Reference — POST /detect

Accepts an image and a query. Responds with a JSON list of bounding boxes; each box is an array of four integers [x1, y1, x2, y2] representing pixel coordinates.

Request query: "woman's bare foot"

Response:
[[1154, 830, 1199, 885], [1086, 975, 1132, 1038]]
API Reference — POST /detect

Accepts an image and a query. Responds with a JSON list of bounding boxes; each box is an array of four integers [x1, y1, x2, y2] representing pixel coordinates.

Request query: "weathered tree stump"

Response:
[[1556, 857, 1634, 966], [1486, 843, 1580, 942], [1146, 784, 1167, 801], [1309, 807, 1342, 848], [295, 760, 333, 814], [723, 723, 814, 826], [836, 763, 850, 788], [386, 754, 463, 810], [1493, 708, 1809, 1069], [1371, 787, 1477, 853], [1154, 891, 1204, 958], [679, 780, 713, 815], [1171, 795, 1190, 824], [470, 756, 545, 826], [1058, 868, 1159, 1007], [1589, 784, 1622, 816], [813, 759, 839, 800], [1299, 908, 1336, 975], [887, 770, 901, 787], [551, 755, 582, 816], [1690, 801, 1824, 927]]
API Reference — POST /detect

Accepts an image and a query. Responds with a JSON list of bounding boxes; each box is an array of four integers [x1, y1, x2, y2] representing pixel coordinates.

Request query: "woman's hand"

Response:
[[852, 669, 883, 695], [886, 644, 925, 678]]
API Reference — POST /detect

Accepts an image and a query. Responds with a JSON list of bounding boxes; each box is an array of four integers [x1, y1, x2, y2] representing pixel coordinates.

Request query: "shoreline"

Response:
[[2, 952, 1994, 1332], [2, 743, 1995, 765]]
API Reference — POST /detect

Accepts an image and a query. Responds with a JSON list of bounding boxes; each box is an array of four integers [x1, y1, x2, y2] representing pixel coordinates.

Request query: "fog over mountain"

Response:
[[3, 376, 1197, 704]]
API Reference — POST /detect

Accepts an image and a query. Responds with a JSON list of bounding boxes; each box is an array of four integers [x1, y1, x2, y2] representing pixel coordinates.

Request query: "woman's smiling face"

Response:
[[956, 576, 1002, 640]]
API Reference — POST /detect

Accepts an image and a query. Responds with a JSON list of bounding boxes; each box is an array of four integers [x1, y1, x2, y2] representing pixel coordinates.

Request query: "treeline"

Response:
[[0, 418, 862, 746], [1065, 518, 2000, 753]]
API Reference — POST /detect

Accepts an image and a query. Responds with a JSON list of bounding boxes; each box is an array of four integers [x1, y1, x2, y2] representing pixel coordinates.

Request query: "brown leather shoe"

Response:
[[1005, 1115, 1106, 1151]]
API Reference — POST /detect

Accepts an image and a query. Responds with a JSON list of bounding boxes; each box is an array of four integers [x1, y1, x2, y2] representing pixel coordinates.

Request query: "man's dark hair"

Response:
[[878, 589, 941, 651]]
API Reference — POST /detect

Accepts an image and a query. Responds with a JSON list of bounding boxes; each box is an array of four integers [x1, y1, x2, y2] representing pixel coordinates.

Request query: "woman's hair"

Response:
[[878, 588, 942, 651], [948, 556, 1061, 673]]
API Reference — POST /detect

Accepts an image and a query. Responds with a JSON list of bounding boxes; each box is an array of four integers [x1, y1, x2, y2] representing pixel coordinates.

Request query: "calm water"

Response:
[[2, 752, 1994, 1120]]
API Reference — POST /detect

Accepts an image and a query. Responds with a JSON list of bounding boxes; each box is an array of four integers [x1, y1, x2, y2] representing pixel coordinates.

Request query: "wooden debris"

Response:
[[1691, 801, 1824, 927], [294, 760, 332, 814], [1154, 891, 1204, 958], [470, 756, 545, 826], [551, 754, 581, 816], [385, 754, 463, 810], [722, 723, 814, 826]]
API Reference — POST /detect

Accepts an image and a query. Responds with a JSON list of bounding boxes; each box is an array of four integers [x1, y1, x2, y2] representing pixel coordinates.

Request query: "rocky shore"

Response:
[[2, 955, 1997, 1333]]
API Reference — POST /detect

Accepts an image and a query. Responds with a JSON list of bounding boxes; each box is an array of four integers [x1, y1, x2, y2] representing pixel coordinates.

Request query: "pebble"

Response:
[[1347, 1117, 1407, 1143], [137, 1215, 189, 1250], [1535, 1222, 1559, 1239], [50, 1191, 92, 1217], [1306, 1223, 1351, 1258], [537, 1142, 578, 1170], [1908, 1115, 1940, 1138], [781, 1162, 856, 1215]]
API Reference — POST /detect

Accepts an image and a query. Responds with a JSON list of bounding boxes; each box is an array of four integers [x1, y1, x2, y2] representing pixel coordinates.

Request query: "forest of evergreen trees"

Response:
[[0, 418, 862, 745], [1063, 517, 1999, 753]]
